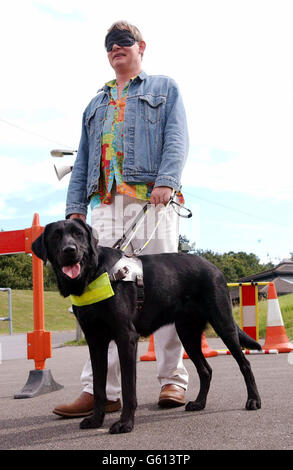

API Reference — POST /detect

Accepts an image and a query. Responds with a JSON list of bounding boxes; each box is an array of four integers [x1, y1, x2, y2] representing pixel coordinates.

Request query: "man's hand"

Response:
[[69, 213, 86, 222], [150, 186, 173, 206]]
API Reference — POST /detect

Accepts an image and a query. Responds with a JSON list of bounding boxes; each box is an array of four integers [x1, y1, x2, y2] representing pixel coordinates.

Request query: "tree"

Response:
[[0, 254, 57, 290], [195, 249, 274, 282], [178, 236, 274, 283]]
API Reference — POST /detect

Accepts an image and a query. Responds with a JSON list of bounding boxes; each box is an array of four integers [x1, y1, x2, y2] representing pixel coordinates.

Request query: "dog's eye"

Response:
[[71, 228, 84, 238]]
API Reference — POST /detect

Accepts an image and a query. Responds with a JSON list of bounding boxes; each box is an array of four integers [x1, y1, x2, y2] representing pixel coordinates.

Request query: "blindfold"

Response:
[[105, 29, 136, 52]]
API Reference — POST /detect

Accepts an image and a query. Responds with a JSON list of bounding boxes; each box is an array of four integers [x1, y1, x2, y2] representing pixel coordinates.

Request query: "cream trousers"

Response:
[[81, 192, 188, 399]]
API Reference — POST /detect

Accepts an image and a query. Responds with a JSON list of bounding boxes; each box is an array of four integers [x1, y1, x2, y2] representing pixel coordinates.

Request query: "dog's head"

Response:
[[31, 219, 99, 296]]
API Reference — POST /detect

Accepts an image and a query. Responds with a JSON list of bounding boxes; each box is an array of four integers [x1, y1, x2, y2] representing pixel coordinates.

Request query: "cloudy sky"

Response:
[[1, 0, 293, 264]]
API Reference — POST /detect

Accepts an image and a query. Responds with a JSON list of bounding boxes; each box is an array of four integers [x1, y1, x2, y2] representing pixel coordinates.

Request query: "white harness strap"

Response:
[[108, 255, 144, 310], [109, 256, 143, 282]]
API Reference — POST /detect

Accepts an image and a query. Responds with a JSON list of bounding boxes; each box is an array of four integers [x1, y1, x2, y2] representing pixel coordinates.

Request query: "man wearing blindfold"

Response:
[[55, 21, 189, 419]]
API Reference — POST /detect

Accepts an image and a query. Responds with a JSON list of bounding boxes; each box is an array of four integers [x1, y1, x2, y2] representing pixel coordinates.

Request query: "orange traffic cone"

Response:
[[263, 282, 293, 353], [183, 333, 218, 358], [201, 333, 218, 357], [140, 334, 156, 361]]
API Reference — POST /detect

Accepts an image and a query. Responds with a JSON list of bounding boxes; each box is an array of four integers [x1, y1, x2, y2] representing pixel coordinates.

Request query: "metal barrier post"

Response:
[[0, 287, 12, 335]]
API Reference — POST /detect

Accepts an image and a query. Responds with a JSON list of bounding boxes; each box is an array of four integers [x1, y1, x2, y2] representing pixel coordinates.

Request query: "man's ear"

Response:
[[138, 40, 146, 58], [31, 230, 48, 264]]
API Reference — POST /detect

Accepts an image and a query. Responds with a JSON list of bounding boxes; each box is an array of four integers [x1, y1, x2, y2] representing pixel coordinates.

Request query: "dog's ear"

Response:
[[74, 218, 99, 255], [89, 227, 100, 256], [31, 228, 48, 264]]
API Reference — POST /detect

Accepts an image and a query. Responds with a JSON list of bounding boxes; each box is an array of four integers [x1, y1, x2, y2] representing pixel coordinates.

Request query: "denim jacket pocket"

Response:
[[85, 105, 107, 136], [139, 95, 166, 124]]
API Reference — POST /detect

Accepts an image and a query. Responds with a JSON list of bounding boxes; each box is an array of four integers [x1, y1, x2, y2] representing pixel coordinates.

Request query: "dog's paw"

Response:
[[109, 420, 134, 434], [246, 398, 261, 410], [185, 400, 206, 412], [80, 415, 104, 429]]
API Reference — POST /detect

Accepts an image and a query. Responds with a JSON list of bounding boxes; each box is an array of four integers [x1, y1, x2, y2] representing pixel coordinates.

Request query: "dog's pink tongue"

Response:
[[62, 263, 81, 279]]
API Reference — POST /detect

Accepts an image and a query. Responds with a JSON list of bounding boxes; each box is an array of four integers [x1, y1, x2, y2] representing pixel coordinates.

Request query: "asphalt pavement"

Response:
[[0, 335, 292, 453]]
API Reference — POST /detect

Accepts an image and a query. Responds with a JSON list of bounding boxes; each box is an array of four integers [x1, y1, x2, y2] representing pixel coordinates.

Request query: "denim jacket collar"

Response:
[[97, 70, 148, 93]]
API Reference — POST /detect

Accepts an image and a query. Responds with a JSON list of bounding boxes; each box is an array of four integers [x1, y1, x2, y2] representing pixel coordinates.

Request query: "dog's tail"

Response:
[[237, 324, 262, 350]]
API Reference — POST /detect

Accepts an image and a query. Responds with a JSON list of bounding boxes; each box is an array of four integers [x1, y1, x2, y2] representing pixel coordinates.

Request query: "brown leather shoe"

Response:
[[53, 391, 121, 417], [105, 398, 122, 413], [158, 384, 186, 408]]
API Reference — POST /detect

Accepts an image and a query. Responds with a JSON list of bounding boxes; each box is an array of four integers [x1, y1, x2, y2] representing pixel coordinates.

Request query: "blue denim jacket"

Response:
[[65, 71, 189, 218]]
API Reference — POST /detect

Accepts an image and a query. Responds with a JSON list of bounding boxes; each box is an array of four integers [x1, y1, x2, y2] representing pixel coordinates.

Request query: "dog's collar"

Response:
[[70, 272, 114, 307]]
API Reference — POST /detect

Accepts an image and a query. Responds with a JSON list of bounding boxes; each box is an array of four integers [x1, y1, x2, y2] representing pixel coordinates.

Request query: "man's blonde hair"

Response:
[[105, 20, 144, 44]]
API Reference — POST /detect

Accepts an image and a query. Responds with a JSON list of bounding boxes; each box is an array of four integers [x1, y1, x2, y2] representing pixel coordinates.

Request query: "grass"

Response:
[[0, 289, 75, 334], [0, 289, 292, 342]]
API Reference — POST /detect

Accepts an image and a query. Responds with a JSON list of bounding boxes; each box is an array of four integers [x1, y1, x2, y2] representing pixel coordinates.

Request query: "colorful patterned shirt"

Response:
[[90, 78, 183, 209]]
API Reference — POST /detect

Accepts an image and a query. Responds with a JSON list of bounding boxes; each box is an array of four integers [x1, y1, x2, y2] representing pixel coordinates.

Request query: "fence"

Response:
[[0, 287, 12, 335], [227, 281, 270, 342]]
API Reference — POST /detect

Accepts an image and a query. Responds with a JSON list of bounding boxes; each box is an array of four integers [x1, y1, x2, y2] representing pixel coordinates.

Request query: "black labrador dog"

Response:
[[32, 218, 261, 434]]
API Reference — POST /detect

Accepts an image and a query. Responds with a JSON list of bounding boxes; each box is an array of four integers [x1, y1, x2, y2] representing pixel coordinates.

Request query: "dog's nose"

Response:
[[62, 244, 77, 255]]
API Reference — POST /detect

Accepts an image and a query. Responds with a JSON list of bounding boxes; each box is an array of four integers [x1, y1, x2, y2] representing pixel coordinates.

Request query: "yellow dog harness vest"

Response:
[[70, 272, 114, 307], [70, 256, 144, 309]]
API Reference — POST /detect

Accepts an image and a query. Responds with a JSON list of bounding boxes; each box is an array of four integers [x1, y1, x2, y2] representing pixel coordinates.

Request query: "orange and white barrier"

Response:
[[262, 282, 293, 353], [217, 348, 278, 355], [240, 284, 258, 341]]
